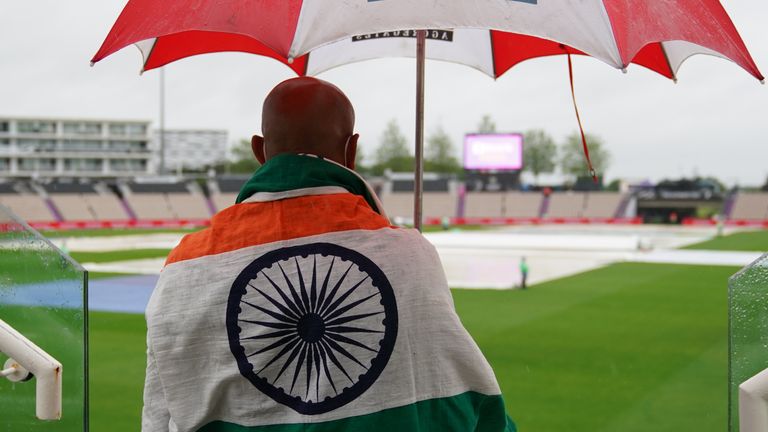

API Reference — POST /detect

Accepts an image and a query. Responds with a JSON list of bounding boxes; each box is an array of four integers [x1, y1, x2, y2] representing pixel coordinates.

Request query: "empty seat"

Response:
[[546, 193, 587, 218], [464, 193, 504, 218], [380, 193, 413, 219], [84, 194, 130, 221], [126, 194, 175, 220], [50, 194, 95, 221], [212, 193, 239, 213], [422, 193, 457, 219], [0, 195, 54, 222], [504, 192, 542, 218], [167, 193, 211, 219], [730, 193, 768, 220], [582, 193, 623, 218]]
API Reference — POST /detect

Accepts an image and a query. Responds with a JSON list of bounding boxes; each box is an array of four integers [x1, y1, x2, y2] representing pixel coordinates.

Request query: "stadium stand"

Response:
[[210, 177, 248, 212], [545, 192, 587, 219], [730, 193, 768, 220], [84, 194, 131, 221], [504, 192, 542, 219], [379, 178, 457, 219], [464, 192, 504, 218], [582, 193, 624, 219], [123, 181, 211, 220], [41, 181, 131, 222], [43, 182, 99, 221], [0, 183, 54, 222]]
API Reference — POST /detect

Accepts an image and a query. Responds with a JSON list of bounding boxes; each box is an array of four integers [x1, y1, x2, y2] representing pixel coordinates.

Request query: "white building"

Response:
[[155, 129, 228, 172], [0, 117, 154, 177]]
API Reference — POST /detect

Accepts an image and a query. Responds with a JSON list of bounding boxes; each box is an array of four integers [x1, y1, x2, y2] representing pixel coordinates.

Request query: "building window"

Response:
[[17, 139, 57, 152], [126, 124, 147, 136], [17, 121, 56, 134], [62, 122, 102, 136], [108, 124, 127, 136], [18, 158, 56, 171], [108, 140, 147, 152], [64, 158, 103, 172], [110, 159, 147, 172], [0, 122, 9, 133], [38, 158, 56, 171], [0, 158, 9, 171], [18, 159, 35, 171], [62, 139, 102, 151]]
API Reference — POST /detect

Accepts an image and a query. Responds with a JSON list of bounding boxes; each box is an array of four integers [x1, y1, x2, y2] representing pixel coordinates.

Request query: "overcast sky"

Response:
[[1, 1, 766, 186]]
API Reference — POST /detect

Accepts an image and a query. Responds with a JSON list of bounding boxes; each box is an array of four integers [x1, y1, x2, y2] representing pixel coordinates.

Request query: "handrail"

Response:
[[0, 318, 62, 420], [740, 367, 768, 432]]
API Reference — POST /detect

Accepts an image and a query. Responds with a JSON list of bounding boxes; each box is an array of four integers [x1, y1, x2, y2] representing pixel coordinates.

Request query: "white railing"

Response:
[[0, 318, 62, 421]]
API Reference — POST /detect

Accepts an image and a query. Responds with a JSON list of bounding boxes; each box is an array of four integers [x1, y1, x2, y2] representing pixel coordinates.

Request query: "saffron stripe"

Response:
[[165, 193, 392, 266]]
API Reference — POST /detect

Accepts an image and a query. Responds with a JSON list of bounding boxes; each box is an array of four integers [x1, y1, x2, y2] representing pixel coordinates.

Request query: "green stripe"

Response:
[[235, 154, 381, 214], [197, 391, 516, 432]]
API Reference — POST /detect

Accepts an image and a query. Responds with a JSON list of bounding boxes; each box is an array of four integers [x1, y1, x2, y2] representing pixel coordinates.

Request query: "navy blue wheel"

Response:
[[226, 243, 398, 415]]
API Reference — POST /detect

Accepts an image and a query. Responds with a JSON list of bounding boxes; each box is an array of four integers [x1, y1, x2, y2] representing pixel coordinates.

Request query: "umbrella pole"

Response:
[[414, 29, 426, 232]]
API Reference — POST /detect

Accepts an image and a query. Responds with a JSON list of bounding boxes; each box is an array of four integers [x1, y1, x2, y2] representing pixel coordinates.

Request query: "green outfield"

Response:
[[41, 227, 202, 238], [86, 262, 736, 432], [69, 249, 172, 263], [683, 229, 768, 252]]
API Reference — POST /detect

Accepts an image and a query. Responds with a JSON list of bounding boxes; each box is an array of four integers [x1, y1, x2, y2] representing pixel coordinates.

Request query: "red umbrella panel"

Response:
[[92, 0, 763, 82]]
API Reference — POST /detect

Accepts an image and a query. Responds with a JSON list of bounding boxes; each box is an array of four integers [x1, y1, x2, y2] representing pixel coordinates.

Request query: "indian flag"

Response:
[[142, 155, 515, 432]]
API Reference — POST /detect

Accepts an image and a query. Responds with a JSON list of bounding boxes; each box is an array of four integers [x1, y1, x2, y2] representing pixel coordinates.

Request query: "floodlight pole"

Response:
[[414, 30, 426, 232]]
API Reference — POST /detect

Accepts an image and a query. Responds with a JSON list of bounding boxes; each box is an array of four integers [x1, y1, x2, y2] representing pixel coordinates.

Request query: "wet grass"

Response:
[[69, 249, 171, 264], [41, 227, 202, 238], [683, 229, 768, 252]]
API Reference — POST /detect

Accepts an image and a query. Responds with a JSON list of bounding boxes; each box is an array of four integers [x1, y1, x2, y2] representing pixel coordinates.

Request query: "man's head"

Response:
[[252, 77, 358, 169]]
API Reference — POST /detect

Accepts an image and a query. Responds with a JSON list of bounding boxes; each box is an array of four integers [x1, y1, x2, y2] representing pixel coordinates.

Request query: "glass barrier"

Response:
[[0, 204, 87, 431], [729, 253, 768, 432]]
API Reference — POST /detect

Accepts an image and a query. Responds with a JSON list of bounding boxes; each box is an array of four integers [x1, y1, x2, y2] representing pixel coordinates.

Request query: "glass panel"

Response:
[[17, 121, 56, 134], [62, 122, 101, 136], [0, 204, 87, 431], [729, 253, 768, 432]]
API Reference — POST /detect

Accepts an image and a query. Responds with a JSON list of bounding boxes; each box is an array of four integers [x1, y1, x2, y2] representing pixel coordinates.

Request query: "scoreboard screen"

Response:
[[463, 133, 523, 171]]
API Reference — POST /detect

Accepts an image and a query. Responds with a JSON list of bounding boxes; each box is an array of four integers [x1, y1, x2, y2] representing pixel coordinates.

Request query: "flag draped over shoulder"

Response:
[[143, 154, 516, 432]]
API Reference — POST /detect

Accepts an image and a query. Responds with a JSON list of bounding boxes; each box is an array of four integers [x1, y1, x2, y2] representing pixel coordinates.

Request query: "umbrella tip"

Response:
[[673, 77, 678, 84], [761, 79, 765, 85], [287, 57, 294, 64], [89, 61, 95, 67], [621, 67, 627, 74]]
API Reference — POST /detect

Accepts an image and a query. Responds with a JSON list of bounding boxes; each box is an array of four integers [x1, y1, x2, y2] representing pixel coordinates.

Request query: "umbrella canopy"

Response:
[[92, 0, 763, 82]]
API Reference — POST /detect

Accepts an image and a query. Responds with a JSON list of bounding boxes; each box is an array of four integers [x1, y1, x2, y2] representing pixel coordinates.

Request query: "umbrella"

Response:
[[91, 0, 763, 230]]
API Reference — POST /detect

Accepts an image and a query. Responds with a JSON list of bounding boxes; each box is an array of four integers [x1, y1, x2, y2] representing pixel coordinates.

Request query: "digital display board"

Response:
[[463, 133, 523, 171]]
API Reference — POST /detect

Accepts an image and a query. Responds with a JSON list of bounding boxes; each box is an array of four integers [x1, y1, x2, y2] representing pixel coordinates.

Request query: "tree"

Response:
[[477, 115, 496, 134], [522, 129, 557, 183], [226, 139, 261, 174], [353, 145, 371, 175], [560, 132, 611, 179], [425, 126, 461, 174], [371, 119, 414, 175]]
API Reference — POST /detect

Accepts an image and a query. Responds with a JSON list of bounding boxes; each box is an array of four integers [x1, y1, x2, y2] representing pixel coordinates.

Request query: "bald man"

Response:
[[142, 77, 516, 432]]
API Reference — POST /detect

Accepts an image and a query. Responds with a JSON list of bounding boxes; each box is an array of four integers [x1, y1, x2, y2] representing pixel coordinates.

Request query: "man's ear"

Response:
[[251, 135, 266, 165], [345, 133, 359, 170]]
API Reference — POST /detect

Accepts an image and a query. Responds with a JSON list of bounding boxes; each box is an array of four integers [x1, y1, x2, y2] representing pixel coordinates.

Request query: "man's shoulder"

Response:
[[165, 193, 393, 267]]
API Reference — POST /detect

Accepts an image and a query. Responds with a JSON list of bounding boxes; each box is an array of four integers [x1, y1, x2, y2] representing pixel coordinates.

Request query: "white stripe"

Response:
[[241, 186, 350, 204], [661, 40, 731, 79], [306, 29, 496, 78], [134, 38, 157, 74], [149, 228, 500, 430], [291, 0, 623, 68]]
